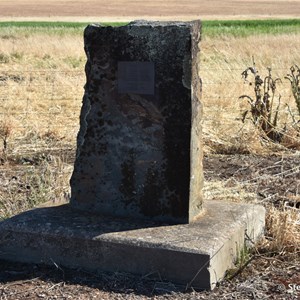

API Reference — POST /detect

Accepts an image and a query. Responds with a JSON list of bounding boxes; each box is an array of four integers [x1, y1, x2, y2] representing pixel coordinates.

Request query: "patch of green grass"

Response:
[[63, 56, 85, 68], [10, 51, 24, 61], [0, 52, 10, 63], [0, 21, 127, 37], [0, 21, 126, 28], [0, 19, 299, 37], [202, 19, 300, 37]]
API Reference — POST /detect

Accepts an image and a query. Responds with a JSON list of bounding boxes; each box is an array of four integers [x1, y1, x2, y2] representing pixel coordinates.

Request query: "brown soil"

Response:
[[0, 153, 299, 299], [0, 0, 300, 21]]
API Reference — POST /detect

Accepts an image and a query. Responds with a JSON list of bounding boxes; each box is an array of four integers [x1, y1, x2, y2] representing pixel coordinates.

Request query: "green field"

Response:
[[0, 19, 299, 37]]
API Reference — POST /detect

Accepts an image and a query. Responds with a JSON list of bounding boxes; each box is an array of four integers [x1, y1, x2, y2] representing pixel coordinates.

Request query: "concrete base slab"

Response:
[[0, 201, 265, 290]]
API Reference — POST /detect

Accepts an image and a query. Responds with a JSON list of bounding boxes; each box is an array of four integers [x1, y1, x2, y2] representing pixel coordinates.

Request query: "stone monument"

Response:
[[0, 21, 266, 290], [70, 20, 203, 224]]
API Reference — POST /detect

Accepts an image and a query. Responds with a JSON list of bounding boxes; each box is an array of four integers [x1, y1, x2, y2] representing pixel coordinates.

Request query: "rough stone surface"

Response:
[[70, 20, 203, 224], [0, 201, 265, 290]]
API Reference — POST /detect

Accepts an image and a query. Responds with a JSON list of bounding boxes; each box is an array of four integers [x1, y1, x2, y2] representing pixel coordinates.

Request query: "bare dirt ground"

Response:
[[0, 0, 300, 21]]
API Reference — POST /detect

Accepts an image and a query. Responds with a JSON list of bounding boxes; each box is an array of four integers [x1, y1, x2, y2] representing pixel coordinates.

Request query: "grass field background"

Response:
[[1, 19, 299, 157]]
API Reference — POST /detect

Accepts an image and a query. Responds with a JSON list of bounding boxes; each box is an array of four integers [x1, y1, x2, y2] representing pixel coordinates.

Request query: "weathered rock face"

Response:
[[70, 20, 203, 224]]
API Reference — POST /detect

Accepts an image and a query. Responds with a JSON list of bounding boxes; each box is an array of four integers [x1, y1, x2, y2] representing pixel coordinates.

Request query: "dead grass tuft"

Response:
[[0, 119, 13, 159], [285, 64, 300, 115], [261, 205, 300, 254], [0, 155, 71, 220]]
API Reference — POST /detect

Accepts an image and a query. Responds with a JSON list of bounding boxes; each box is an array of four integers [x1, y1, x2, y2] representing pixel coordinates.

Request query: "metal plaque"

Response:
[[118, 61, 155, 95]]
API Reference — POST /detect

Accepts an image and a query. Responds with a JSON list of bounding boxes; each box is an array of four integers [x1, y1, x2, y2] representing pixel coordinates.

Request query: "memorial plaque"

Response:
[[118, 61, 155, 95], [70, 20, 203, 224]]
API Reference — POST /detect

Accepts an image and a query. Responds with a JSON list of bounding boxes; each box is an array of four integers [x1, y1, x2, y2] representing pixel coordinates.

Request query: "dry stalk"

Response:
[[0, 119, 13, 159], [240, 65, 283, 142], [262, 205, 300, 254], [285, 65, 300, 116]]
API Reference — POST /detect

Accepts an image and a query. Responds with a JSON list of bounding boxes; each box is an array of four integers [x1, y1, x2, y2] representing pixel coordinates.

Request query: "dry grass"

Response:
[[201, 33, 300, 154], [263, 205, 300, 253], [0, 34, 84, 157], [0, 155, 71, 220], [0, 31, 83, 219], [1, 31, 300, 156]]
